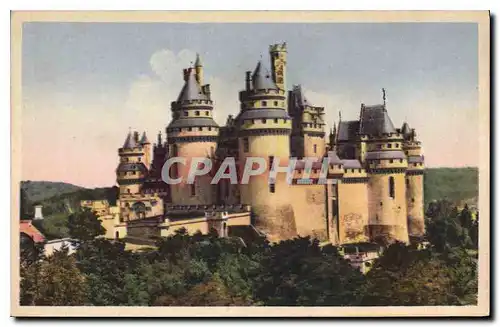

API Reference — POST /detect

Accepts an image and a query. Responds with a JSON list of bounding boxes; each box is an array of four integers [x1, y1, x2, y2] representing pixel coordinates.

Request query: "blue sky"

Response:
[[21, 22, 478, 187]]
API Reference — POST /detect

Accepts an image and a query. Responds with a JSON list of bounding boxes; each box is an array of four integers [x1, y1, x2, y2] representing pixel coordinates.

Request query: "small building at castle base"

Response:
[[83, 42, 426, 249]]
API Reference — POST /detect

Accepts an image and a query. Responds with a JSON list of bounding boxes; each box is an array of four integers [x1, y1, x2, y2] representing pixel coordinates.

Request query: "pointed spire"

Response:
[[157, 131, 162, 145], [382, 88, 387, 106], [177, 68, 208, 102], [195, 53, 202, 67], [140, 131, 150, 144], [252, 60, 277, 91], [122, 131, 138, 149]]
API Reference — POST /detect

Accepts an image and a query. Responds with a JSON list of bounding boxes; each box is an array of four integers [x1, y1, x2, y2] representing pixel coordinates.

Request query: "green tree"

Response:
[[251, 237, 364, 306], [67, 208, 106, 242], [20, 247, 87, 306], [20, 187, 33, 219]]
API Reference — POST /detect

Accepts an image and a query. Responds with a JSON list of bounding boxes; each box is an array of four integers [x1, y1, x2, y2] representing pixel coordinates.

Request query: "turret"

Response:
[[166, 58, 219, 205], [361, 99, 409, 244], [117, 131, 148, 196], [288, 85, 326, 158], [269, 42, 287, 92], [402, 122, 425, 240]]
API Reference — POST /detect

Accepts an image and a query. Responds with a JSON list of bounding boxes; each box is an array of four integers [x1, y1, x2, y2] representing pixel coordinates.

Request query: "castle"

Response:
[[103, 42, 425, 245]]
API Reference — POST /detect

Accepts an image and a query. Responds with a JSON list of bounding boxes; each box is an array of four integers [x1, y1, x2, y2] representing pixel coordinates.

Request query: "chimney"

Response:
[[33, 205, 44, 220], [202, 84, 211, 99], [183, 68, 190, 82], [245, 71, 252, 91]]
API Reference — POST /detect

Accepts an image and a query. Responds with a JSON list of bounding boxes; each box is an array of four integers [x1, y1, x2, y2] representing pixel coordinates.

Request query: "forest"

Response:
[[20, 200, 478, 306]]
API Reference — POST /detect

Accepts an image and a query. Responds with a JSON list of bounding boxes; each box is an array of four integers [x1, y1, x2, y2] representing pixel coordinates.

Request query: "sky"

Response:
[[21, 22, 479, 188]]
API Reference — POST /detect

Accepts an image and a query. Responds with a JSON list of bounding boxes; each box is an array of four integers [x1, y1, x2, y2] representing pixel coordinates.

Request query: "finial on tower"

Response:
[[382, 88, 387, 106], [195, 53, 202, 67], [339, 111, 342, 122]]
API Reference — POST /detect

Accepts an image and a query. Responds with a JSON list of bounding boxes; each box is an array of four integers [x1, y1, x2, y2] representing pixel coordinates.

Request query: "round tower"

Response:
[[236, 58, 292, 239], [166, 60, 219, 205], [402, 123, 425, 240], [361, 104, 409, 244], [117, 131, 148, 196]]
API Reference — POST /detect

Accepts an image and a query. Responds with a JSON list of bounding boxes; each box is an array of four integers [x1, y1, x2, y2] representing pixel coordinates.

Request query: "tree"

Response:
[[67, 208, 106, 242], [251, 237, 364, 306], [20, 247, 87, 306], [20, 187, 33, 219], [361, 243, 463, 306]]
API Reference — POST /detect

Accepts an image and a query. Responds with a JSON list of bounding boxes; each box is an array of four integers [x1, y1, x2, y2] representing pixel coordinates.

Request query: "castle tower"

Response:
[[235, 55, 292, 239], [140, 131, 151, 169], [166, 60, 219, 205], [362, 103, 409, 244], [288, 85, 326, 158], [402, 122, 425, 240], [116, 131, 148, 196], [269, 42, 287, 92]]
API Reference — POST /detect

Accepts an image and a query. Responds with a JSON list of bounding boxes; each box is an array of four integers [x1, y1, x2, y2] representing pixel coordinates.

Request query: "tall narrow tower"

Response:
[[288, 85, 326, 158], [269, 42, 287, 92], [402, 123, 425, 240], [166, 58, 219, 205], [139, 131, 151, 169], [236, 54, 292, 240], [116, 131, 148, 196]]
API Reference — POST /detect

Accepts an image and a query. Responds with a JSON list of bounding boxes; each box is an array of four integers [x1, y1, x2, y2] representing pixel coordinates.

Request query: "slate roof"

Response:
[[237, 109, 291, 121], [327, 151, 343, 165], [123, 132, 138, 149], [341, 159, 362, 169], [252, 61, 278, 91], [177, 68, 209, 102], [365, 150, 406, 160], [140, 132, 150, 144], [291, 85, 311, 107], [401, 122, 411, 135], [338, 121, 360, 141], [359, 104, 396, 136], [116, 162, 148, 173], [408, 155, 425, 163], [167, 117, 219, 129]]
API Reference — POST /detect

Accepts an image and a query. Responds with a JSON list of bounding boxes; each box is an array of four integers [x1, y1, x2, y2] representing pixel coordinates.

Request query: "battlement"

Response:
[[269, 42, 287, 52]]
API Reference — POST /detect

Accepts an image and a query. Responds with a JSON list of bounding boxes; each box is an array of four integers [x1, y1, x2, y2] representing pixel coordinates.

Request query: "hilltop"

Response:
[[423, 167, 478, 207], [21, 181, 84, 203]]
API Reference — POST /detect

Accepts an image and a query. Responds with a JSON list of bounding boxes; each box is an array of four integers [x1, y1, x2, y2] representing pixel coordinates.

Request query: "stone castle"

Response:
[[94, 42, 425, 245]]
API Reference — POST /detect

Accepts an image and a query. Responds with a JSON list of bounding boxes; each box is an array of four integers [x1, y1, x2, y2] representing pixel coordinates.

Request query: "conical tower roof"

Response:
[[401, 122, 411, 135], [176, 68, 208, 102], [140, 131, 150, 144], [122, 131, 138, 149], [252, 60, 278, 91]]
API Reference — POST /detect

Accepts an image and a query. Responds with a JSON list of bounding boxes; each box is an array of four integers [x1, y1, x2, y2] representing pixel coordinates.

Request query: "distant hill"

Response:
[[21, 181, 84, 203], [20, 181, 118, 240], [424, 167, 478, 207]]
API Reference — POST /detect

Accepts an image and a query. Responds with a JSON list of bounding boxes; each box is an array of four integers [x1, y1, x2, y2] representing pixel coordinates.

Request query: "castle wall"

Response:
[[338, 172, 370, 244], [287, 183, 328, 241], [303, 134, 326, 158]]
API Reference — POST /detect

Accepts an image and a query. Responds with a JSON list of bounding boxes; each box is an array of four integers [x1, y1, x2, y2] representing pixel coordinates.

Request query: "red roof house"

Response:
[[20, 220, 45, 243]]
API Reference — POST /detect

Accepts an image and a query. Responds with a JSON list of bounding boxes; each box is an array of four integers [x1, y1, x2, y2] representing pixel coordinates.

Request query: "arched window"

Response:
[[389, 176, 395, 199]]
